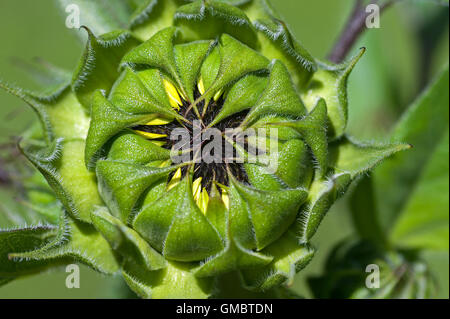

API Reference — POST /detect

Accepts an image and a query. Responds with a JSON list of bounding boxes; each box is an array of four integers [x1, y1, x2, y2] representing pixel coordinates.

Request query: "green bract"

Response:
[[0, 0, 410, 298], [308, 239, 435, 299]]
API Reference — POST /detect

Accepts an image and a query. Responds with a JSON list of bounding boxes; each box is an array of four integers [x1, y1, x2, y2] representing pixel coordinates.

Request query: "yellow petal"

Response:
[[199, 189, 209, 215], [146, 118, 172, 125], [192, 177, 203, 201], [163, 79, 182, 110], [197, 77, 206, 95], [221, 188, 229, 210], [179, 89, 189, 102], [213, 89, 223, 102], [167, 167, 182, 190], [135, 130, 167, 139]]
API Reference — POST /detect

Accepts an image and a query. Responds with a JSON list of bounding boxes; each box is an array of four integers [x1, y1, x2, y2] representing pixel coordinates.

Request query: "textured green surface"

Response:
[[0, 1, 448, 300]]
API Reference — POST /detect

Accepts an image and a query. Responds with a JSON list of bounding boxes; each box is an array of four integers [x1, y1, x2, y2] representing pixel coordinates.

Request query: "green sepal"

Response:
[[242, 60, 306, 127], [8, 215, 120, 275], [109, 67, 179, 116], [0, 224, 58, 277], [8, 213, 69, 261], [44, 92, 92, 141], [0, 68, 89, 144], [96, 159, 176, 222], [299, 136, 410, 242], [329, 136, 412, 179], [123, 26, 213, 103], [174, 40, 214, 102], [331, 135, 411, 244], [20, 138, 103, 223], [133, 176, 224, 262], [245, 0, 316, 89], [91, 207, 166, 272], [174, 0, 259, 49], [121, 27, 189, 98], [245, 138, 312, 190], [72, 28, 140, 109], [273, 139, 313, 189], [123, 261, 214, 299], [85, 90, 164, 169], [204, 185, 228, 239], [199, 45, 221, 91], [0, 66, 88, 143], [230, 175, 307, 250], [57, 139, 105, 222], [268, 98, 329, 177], [122, 33, 213, 103], [202, 33, 270, 103], [250, 115, 300, 141], [195, 185, 273, 278], [0, 81, 54, 143], [240, 229, 315, 292], [301, 48, 365, 139], [299, 173, 352, 243], [194, 239, 273, 278], [210, 73, 268, 126]]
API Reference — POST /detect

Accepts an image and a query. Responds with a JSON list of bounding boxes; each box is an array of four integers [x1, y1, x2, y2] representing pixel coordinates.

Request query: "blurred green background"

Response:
[[0, 0, 448, 298]]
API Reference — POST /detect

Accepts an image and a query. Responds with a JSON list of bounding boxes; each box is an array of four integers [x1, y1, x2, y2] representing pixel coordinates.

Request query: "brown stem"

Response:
[[328, 0, 396, 63]]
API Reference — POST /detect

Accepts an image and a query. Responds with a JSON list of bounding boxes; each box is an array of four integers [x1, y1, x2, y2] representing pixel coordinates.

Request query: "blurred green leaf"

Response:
[[348, 3, 423, 139], [373, 66, 449, 239], [9, 57, 71, 101], [55, 0, 134, 38], [390, 130, 449, 250]]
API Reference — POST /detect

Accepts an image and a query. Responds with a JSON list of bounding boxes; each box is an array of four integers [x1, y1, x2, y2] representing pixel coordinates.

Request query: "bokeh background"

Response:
[[0, 0, 448, 298]]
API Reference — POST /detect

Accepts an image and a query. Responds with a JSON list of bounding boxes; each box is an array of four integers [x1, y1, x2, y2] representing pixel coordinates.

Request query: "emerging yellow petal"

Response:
[[197, 77, 206, 95], [135, 130, 167, 139], [221, 188, 230, 210], [199, 189, 209, 215], [146, 118, 172, 125], [213, 89, 223, 102], [167, 167, 182, 190], [163, 79, 182, 110], [192, 177, 203, 201]]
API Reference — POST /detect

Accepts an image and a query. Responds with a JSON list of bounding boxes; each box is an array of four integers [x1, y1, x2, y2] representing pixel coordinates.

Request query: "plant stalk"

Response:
[[328, 0, 396, 63]]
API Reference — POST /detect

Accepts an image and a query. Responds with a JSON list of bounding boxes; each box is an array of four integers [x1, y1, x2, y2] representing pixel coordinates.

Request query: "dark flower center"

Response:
[[133, 86, 249, 192]]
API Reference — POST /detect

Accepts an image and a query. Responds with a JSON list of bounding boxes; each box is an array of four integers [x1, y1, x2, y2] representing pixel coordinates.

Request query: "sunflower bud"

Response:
[[0, 0, 410, 298]]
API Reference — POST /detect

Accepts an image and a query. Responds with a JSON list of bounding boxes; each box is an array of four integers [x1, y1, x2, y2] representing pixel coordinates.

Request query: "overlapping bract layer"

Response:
[[0, 0, 410, 298]]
